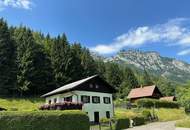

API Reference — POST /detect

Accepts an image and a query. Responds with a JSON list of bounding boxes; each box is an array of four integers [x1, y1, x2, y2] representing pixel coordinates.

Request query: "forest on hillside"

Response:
[[0, 18, 184, 99]]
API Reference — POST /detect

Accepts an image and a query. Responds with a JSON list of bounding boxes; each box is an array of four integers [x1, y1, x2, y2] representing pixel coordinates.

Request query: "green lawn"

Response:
[[115, 108, 188, 122], [0, 97, 44, 111], [176, 117, 190, 128]]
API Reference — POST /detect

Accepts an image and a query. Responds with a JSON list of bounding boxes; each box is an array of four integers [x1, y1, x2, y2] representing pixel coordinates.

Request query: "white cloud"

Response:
[[0, 0, 32, 10], [90, 18, 190, 55], [177, 49, 190, 56]]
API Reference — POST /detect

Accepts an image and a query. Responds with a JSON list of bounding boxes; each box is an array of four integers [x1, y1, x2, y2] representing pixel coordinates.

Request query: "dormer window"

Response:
[[89, 84, 93, 88]]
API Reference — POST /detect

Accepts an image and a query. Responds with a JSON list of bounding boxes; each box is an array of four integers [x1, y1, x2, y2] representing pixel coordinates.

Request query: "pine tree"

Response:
[[118, 67, 139, 98], [80, 47, 97, 77], [142, 69, 154, 86], [14, 27, 55, 96], [0, 18, 17, 95], [105, 62, 123, 89], [51, 34, 73, 87], [70, 43, 97, 78]]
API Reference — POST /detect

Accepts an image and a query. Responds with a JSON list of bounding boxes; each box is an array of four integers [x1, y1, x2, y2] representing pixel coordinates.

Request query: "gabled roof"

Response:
[[41, 75, 115, 97], [160, 96, 176, 101], [127, 85, 159, 99]]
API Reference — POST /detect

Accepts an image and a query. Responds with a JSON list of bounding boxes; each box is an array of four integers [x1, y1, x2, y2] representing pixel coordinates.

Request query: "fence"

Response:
[[90, 122, 113, 130]]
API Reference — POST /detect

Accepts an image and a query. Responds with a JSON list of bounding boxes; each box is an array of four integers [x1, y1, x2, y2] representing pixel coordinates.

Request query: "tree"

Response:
[[142, 69, 154, 86], [51, 34, 74, 87], [80, 47, 97, 77], [71, 43, 97, 78], [118, 67, 139, 98], [14, 27, 55, 96], [0, 18, 17, 95], [105, 62, 123, 90]]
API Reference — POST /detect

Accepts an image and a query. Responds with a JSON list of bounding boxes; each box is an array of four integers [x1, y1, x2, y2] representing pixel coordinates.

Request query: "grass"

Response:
[[176, 117, 190, 128], [115, 108, 140, 118], [155, 108, 187, 121], [0, 97, 44, 111], [90, 125, 110, 130], [115, 108, 187, 122]]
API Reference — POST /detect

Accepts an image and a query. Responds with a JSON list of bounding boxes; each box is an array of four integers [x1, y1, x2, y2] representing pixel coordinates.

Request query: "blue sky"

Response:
[[1, 0, 190, 62]]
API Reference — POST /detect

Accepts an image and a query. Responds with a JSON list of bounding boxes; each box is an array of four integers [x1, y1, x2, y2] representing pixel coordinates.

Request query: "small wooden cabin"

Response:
[[127, 85, 162, 102], [160, 96, 176, 101]]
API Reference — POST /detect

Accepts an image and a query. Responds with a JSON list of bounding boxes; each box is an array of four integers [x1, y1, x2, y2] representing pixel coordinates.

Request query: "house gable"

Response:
[[41, 75, 116, 97], [74, 76, 116, 93]]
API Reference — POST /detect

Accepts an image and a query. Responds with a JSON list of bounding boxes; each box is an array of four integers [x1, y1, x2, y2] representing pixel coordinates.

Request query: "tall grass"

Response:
[[0, 97, 44, 111], [155, 108, 187, 121], [176, 117, 190, 128], [115, 108, 187, 122]]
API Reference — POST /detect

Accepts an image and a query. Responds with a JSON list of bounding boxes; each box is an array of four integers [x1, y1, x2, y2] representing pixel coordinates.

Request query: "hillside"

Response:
[[94, 50, 190, 84], [0, 98, 44, 111]]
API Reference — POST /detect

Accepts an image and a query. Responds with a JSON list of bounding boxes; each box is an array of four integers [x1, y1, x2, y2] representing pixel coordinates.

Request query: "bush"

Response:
[[100, 117, 111, 124], [132, 116, 145, 126], [136, 98, 179, 108], [115, 117, 130, 130], [141, 110, 151, 120], [0, 107, 6, 111], [0, 110, 90, 130]]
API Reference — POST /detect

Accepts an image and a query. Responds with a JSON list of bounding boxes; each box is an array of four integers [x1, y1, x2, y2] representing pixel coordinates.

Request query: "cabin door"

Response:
[[94, 112, 99, 123]]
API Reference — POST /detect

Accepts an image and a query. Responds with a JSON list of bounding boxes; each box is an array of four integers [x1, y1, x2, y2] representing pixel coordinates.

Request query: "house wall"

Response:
[[45, 90, 114, 122]]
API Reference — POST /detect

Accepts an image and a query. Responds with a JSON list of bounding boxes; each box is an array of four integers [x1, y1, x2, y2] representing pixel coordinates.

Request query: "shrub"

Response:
[[0, 107, 6, 111], [136, 98, 179, 108], [132, 116, 145, 126], [100, 117, 111, 124], [0, 110, 89, 130], [141, 110, 151, 120], [115, 117, 130, 130]]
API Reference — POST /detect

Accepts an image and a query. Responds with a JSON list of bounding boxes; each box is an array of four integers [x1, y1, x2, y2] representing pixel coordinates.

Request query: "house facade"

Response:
[[41, 75, 116, 123]]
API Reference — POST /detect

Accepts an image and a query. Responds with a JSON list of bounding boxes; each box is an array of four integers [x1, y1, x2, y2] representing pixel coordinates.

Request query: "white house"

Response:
[[41, 75, 116, 123]]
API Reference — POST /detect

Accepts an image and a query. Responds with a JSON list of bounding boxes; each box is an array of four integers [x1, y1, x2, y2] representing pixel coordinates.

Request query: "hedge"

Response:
[[115, 117, 130, 130], [0, 110, 89, 130], [136, 98, 179, 108], [132, 116, 145, 126]]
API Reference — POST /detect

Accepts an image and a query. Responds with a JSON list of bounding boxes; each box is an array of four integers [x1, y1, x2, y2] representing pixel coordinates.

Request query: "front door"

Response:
[[94, 112, 99, 123]]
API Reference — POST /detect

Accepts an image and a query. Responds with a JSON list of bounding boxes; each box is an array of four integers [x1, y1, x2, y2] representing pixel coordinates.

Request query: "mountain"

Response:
[[94, 50, 190, 84]]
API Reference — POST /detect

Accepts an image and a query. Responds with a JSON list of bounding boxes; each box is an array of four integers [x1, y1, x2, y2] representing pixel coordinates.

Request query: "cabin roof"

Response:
[[127, 85, 159, 99], [160, 96, 176, 101], [41, 75, 115, 97]]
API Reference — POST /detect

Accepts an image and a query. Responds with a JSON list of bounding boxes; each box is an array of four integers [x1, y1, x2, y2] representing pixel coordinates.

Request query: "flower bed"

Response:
[[39, 102, 83, 110]]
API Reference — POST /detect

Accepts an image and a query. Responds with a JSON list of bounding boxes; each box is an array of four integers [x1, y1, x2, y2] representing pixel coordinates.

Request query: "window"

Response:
[[92, 96, 100, 103], [106, 111, 110, 118], [54, 98, 57, 103], [48, 100, 51, 104], [81, 95, 90, 103], [95, 84, 99, 89], [89, 84, 93, 88], [64, 96, 72, 102], [103, 97, 111, 104]]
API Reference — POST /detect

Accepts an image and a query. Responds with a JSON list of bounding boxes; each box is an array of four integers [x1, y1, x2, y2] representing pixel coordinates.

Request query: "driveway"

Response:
[[126, 121, 176, 130]]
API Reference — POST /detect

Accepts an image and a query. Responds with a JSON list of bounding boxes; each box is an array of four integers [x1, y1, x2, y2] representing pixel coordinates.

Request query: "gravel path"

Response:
[[126, 121, 176, 130]]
